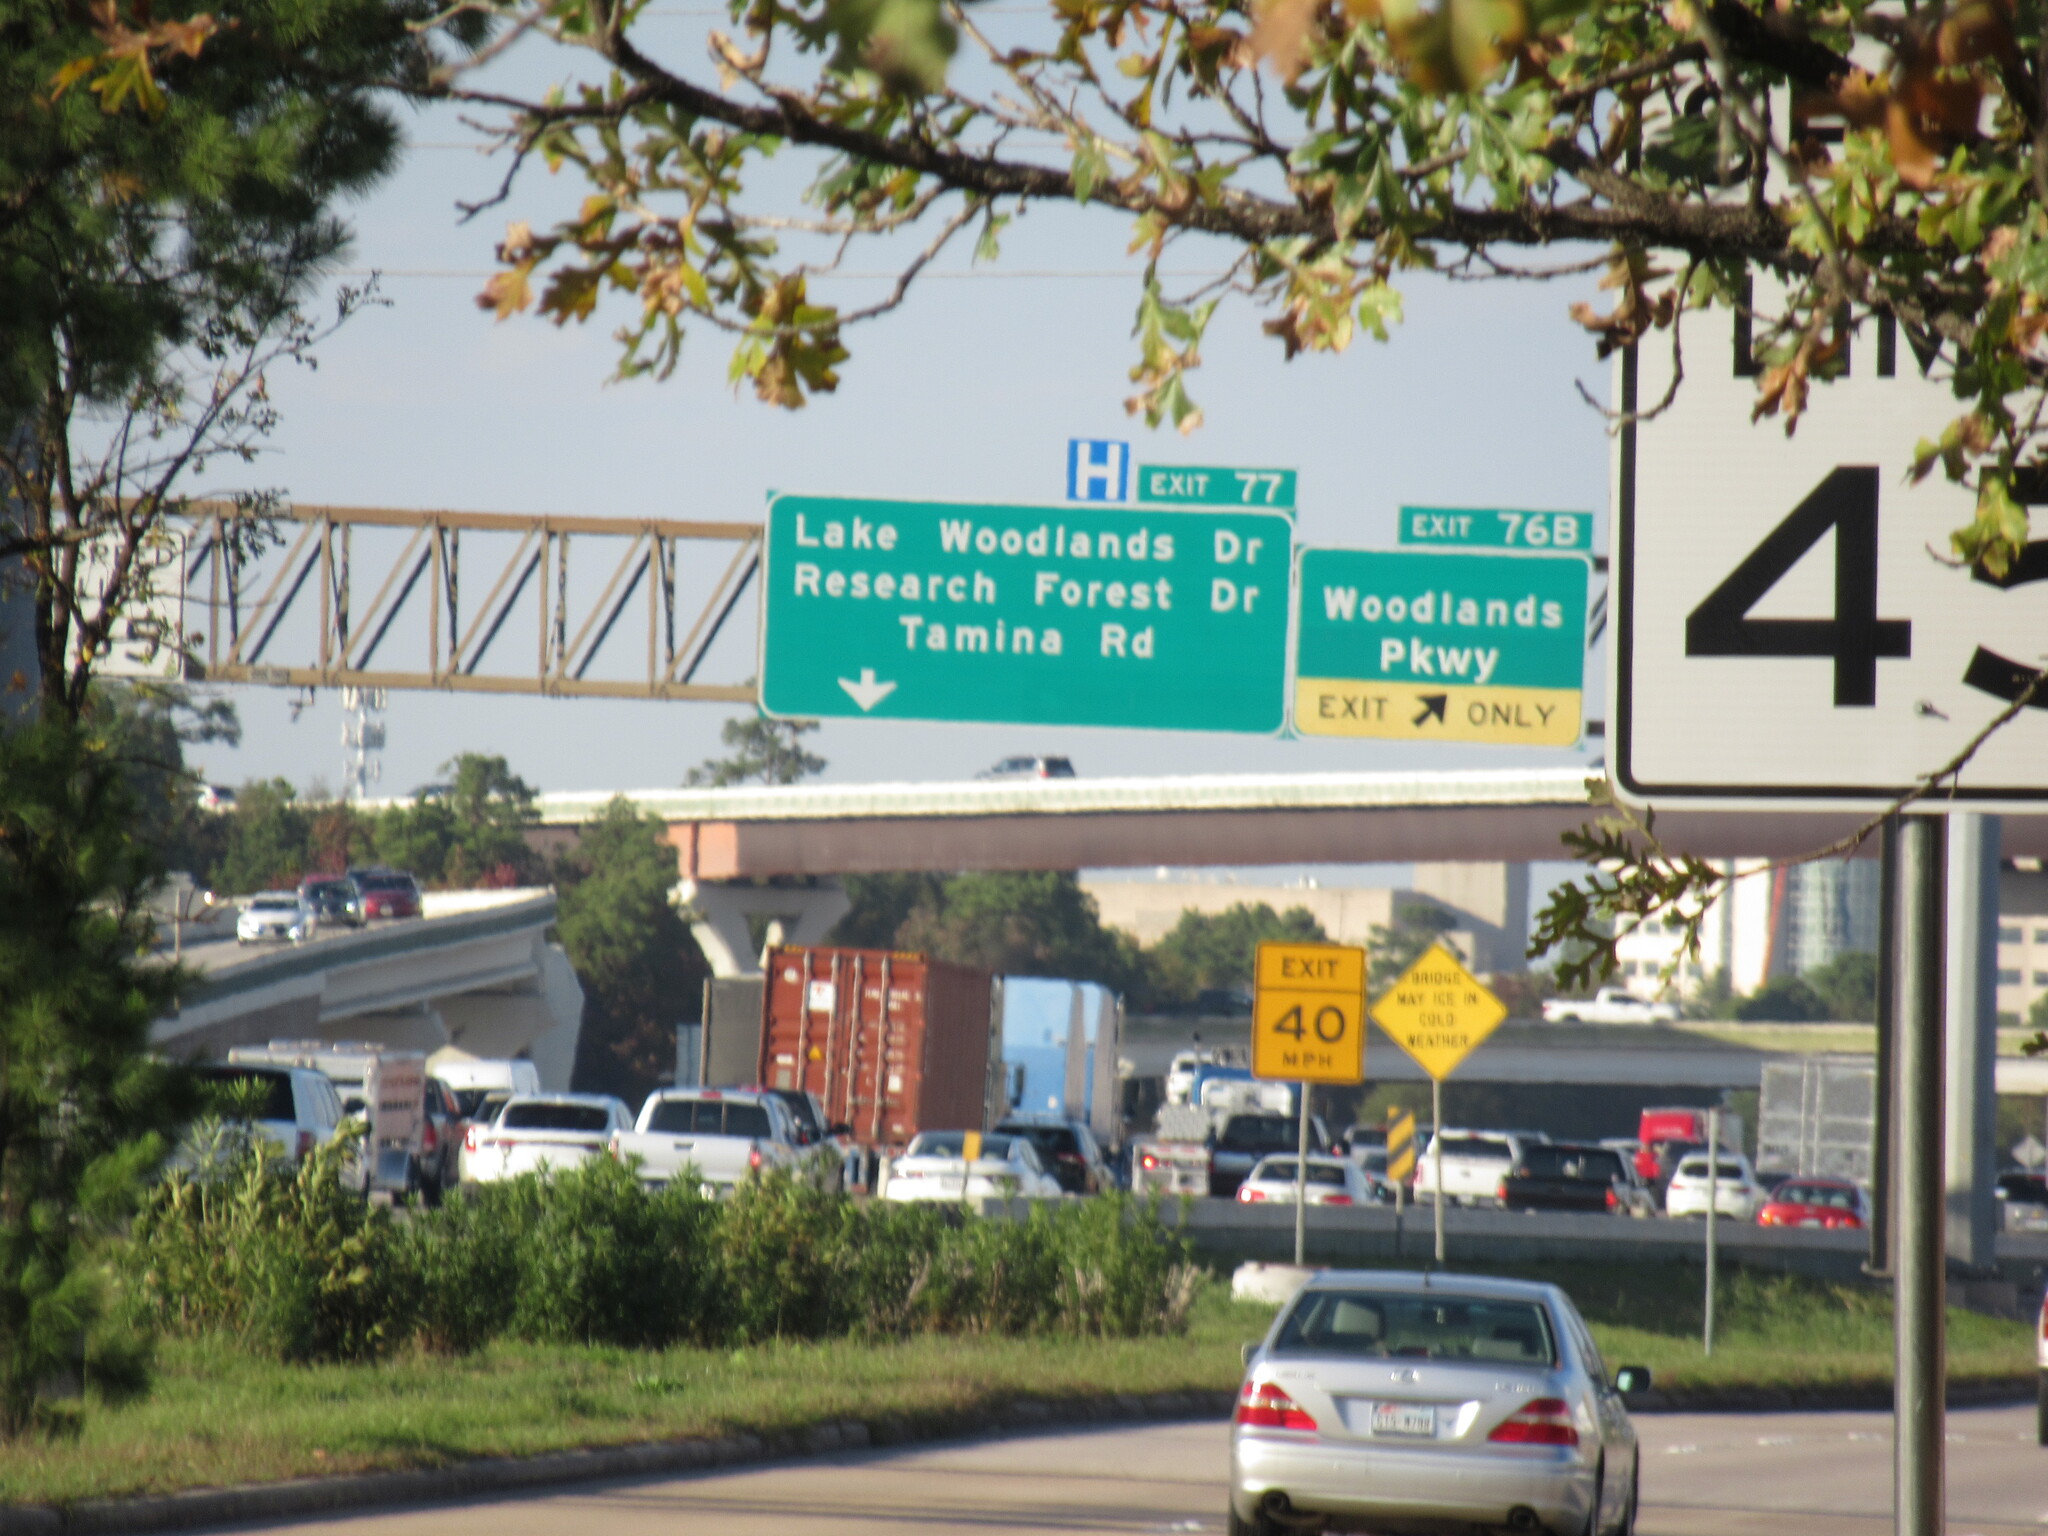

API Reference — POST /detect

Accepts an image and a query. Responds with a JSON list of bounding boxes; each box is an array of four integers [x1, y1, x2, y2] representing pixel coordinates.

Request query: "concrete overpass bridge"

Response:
[[158, 890, 584, 1086], [529, 767, 2048, 976]]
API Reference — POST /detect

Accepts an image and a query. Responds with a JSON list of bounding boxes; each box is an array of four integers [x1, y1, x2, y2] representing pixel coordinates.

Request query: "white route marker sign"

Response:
[[1616, 310, 2048, 810]]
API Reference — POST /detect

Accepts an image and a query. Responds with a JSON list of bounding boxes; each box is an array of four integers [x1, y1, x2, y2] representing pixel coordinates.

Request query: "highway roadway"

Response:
[[212, 1403, 2044, 1535]]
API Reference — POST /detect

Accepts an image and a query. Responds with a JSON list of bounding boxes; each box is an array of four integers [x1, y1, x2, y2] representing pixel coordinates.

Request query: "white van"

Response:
[[430, 1056, 543, 1120]]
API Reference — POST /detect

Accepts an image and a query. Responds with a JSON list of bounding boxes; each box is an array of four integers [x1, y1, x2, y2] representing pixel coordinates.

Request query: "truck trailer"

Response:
[[754, 947, 1006, 1151]]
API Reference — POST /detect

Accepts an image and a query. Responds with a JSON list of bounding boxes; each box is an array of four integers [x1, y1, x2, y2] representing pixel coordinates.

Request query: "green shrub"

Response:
[[127, 1125, 415, 1363], [508, 1157, 715, 1349], [836, 1198, 957, 1336], [129, 1143, 1198, 1363], [714, 1172, 865, 1343], [398, 1181, 527, 1354], [923, 1205, 1065, 1334], [1044, 1193, 1200, 1337]]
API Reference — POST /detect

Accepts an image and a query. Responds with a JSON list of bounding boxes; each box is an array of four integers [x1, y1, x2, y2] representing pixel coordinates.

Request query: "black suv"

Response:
[[996, 1116, 1111, 1194], [1501, 1142, 1633, 1214], [297, 874, 363, 927]]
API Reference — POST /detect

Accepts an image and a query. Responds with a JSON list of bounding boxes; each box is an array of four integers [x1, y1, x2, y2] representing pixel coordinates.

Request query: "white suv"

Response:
[[1664, 1150, 1764, 1220], [188, 1062, 363, 1191]]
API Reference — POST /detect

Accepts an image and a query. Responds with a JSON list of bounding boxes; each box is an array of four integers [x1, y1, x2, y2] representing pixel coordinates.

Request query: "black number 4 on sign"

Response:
[[1684, 466, 1913, 706]]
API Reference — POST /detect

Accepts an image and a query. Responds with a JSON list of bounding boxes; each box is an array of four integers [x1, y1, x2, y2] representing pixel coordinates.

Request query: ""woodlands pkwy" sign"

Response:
[[1292, 547, 1589, 746], [759, 493, 1294, 732]]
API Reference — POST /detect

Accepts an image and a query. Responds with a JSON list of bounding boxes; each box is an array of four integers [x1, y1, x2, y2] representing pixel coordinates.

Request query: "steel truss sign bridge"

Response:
[[178, 502, 758, 702]]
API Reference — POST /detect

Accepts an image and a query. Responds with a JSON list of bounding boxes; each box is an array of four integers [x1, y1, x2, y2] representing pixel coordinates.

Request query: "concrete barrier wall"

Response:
[[1040, 1200, 2048, 1292], [1164, 1201, 1892, 1282]]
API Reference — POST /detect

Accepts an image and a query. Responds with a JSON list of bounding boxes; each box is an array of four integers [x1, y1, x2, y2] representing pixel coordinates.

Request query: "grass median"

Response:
[[0, 1261, 2032, 1509]]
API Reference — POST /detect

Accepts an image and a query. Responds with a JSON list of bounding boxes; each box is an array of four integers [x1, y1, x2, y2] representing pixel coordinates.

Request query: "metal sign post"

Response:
[[1704, 1107, 1720, 1356], [1431, 1079, 1446, 1262], [1869, 818, 1899, 1276], [1295, 1083, 1310, 1266], [1896, 816, 1947, 1536], [1371, 944, 1509, 1266]]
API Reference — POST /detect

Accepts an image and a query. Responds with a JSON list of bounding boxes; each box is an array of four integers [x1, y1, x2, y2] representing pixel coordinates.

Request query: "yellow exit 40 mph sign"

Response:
[[1252, 942, 1368, 1085], [1372, 943, 1508, 1081]]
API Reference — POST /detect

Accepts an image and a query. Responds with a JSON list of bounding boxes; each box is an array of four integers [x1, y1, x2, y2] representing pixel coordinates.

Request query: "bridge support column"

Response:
[[676, 878, 851, 978]]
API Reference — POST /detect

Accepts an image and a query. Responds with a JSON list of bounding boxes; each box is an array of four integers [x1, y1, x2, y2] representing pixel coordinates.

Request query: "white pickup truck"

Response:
[[1411, 1129, 1549, 1207], [1542, 987, 1680, 1025], [609, 1088, 806, 1193]]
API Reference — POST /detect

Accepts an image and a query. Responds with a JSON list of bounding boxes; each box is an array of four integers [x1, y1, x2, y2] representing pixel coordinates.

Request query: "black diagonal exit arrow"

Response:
[[1412, 694, 1448, 727]]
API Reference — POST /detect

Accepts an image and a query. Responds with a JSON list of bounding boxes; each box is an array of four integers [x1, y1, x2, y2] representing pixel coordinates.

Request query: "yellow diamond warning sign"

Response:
[[1252, 942, 1367, 1085], [1372, 943, 1508, 1081]]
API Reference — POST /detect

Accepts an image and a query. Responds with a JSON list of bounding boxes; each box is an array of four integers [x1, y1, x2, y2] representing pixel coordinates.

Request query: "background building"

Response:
[[1081, 862, 1531, 976]]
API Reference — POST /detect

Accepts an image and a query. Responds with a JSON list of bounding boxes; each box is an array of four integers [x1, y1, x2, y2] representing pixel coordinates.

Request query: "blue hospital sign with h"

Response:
[[1066, 439, 1130, 503]]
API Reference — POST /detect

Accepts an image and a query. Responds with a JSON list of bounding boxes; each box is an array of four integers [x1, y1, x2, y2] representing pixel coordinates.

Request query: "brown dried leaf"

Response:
[[1752, 358, 1808, 429], [1246, 0, 1319, 81], [153, 15, 218, 56], [1936, 0, 2019, 71], [477, 264, 535, 319], [1827, 68, 1887, 129], [1885, 99, 1943, 189]]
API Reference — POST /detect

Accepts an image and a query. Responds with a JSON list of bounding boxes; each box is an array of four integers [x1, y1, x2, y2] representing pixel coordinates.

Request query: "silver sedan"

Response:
[[1230, 1270, 1649, 1536]]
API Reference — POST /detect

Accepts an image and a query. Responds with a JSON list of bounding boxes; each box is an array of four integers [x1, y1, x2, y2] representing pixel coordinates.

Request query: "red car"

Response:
[[348, 867, 422, 920], [1756, 1177, 1869, 1229]]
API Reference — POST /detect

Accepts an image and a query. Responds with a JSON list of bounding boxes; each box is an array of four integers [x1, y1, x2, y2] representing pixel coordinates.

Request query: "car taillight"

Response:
[[1322, 1193, 1354, 1206], [1140, 1153, 1159, 1170], [1235, 1381, 1316, 1432], [464, 1124, 480, 1153], [423, 1120, 438, 1152], [1605, 1186, 1618, 1210], [749, 1144, 763, 1169], [1488, 1398, 1578, 1446], [296, 1130, 315, 1161], [1497, 1180, 1509, 1201], [1238, 1186, 1264, 1202]]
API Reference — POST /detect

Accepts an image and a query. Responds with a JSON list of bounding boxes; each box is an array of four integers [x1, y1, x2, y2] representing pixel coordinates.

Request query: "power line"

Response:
[[339, 266, 1224, 281], [404, 133, 1072, 150]]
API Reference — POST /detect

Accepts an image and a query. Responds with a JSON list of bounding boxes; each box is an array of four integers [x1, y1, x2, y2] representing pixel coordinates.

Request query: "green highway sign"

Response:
[[1399, 506, 1593, 556], [760, 494, 1292, 732], [1136, 465, 1297, 508], [1294, 548, 1588, 746]]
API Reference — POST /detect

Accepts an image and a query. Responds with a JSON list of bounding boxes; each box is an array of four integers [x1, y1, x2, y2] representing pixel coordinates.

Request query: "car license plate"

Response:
[[1370, 1402, 1436, 1438]]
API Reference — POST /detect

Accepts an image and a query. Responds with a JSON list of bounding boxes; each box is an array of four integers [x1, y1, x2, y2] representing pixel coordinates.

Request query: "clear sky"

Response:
[[179, 36, 1614, 834]]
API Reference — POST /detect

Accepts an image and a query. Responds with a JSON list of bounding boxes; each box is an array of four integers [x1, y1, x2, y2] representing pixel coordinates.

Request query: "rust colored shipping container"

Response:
[[757, 947, 1002, 1150]]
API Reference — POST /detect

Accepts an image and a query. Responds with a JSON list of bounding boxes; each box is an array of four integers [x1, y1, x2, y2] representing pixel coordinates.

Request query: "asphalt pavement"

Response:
[[198, 1402, 2045, 1536]]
